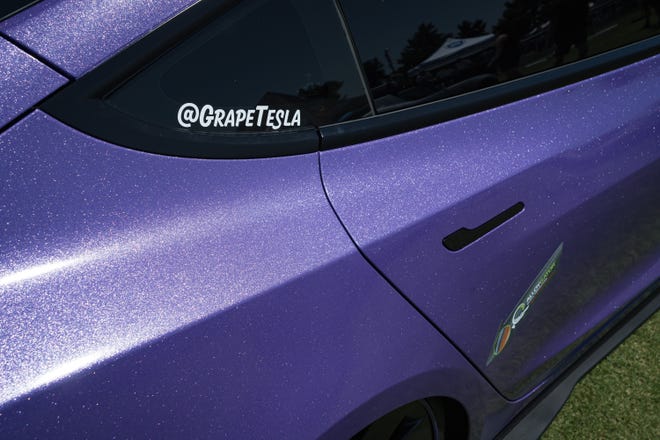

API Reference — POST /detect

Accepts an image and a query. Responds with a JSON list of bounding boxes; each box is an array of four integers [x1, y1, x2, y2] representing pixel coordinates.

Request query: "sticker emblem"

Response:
[[487, 243, 563, 365], [177, 103, 301, 130]]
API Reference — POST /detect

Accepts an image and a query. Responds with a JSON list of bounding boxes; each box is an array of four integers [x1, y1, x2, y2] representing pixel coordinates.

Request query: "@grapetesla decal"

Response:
[[487, 243, 564, 365], [177, 103, 302, 130]]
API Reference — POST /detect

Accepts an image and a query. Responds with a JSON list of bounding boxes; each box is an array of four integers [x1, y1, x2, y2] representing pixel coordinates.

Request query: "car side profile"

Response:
[[0, 1, 658, 439]]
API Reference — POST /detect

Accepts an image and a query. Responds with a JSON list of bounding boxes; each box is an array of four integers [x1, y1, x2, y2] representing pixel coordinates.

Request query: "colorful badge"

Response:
[[487, 243, 563, 365]]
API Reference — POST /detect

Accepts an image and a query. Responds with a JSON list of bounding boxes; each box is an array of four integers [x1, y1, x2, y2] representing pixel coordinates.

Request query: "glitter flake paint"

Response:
[[0, 0, 201, 77], [0, 36, 67, 128]]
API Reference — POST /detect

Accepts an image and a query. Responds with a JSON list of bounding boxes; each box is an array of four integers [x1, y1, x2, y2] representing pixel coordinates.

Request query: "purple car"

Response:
[[1, 0, 658, 438]]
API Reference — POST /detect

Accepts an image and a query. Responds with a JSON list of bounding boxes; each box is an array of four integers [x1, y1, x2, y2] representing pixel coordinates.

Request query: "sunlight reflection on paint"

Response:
[[0, 183, 310, 294], [31, 350, 110, 391], [0, 256, 89, 287]]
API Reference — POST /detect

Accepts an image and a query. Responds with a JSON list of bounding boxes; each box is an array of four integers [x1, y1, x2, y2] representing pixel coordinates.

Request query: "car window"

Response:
[[107, 0, 371, 134], [339, 0, 660, 114]]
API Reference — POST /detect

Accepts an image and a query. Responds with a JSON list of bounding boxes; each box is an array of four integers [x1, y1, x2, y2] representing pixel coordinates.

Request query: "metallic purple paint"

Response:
[[0, 0, 200, 77], [0, 1, 657, 435], [0, 110, 352, 405], [0, 36, 66, 127], [0, 111, 520, 439], [320, 55, 660, 398]]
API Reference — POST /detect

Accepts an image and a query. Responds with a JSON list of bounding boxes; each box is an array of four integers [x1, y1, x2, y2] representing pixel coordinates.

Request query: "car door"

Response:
[[320, 0, 660, 399]]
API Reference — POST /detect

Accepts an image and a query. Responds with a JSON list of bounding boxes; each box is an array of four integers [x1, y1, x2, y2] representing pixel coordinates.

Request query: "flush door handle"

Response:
[[442, 202, 525, 252]]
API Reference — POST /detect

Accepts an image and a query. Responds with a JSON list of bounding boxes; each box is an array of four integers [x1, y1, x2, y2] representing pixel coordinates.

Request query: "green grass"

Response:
[[543, 311, 659, 440]]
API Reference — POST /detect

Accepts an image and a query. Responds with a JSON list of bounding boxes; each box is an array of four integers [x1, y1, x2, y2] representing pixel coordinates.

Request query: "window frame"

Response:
[[41, 0, 660, 158], [0, 0, 42, 22], [319, 28, 660, 149], [41, 0, 322, 159]]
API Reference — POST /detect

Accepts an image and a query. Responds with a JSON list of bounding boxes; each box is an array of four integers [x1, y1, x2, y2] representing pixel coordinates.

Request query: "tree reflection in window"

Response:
[[341, 0, 660, 113]]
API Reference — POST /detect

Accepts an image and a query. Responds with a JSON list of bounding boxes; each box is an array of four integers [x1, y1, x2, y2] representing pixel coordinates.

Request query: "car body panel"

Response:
[[0, 0, 200, 77], [0, 111, 522, 439], [320, 55, 660, 399], [0, 0, 658, 437], [0, 109, 352, 406], [0, 36, 66, 127]]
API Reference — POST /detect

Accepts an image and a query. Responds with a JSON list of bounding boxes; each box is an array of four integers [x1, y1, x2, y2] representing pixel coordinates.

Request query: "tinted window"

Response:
[[108, 0, 370, 134], [340, 0, 660, 113]]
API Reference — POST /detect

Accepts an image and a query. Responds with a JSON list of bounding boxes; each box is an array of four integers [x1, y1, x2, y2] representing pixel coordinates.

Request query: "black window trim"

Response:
[[41, 0, 321, 160], [0, 0, 42, 23], [40, 0, 660, 159], [332, 0, 376, 117]]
